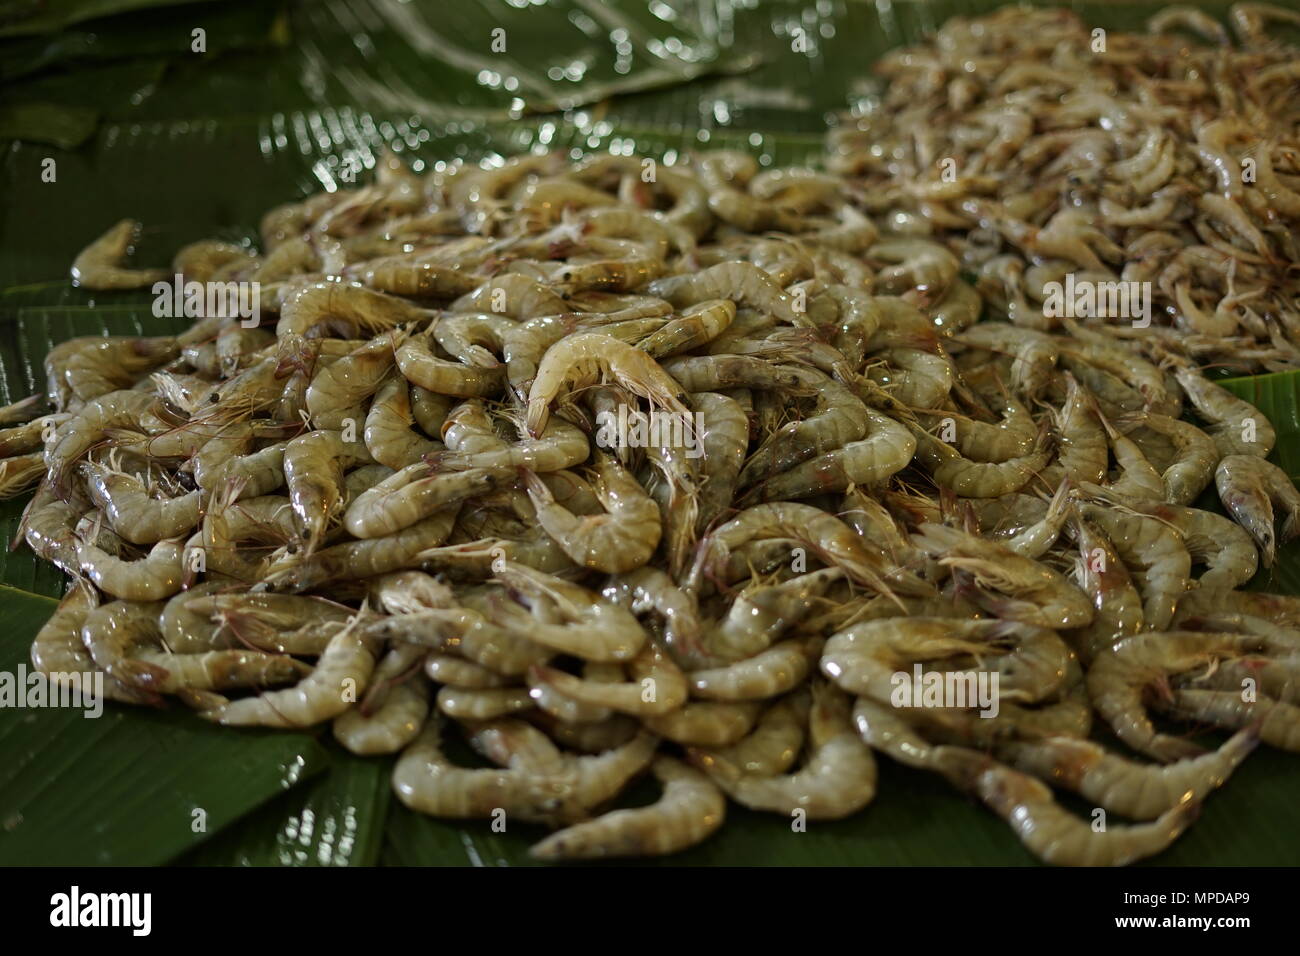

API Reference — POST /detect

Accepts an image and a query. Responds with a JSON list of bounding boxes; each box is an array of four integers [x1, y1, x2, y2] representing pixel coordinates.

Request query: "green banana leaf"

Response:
[[2, 0, 1299, 867]]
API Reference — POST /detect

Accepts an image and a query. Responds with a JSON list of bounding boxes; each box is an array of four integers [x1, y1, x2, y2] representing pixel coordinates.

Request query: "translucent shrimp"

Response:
[[1079, 503, 1191, 631], [437, 686, 533, 721], [491, 560, 647, 662], [688, 635, 821, 702], [1086, 630, 1276, 762], [643, 700, 763, 746], [305, 329, 406, 426], [1173, 365, 1275, 458], [265, 508, 458, 591], [958, 757, 1200, 866], [737, 372, 868, 487], [44, 390, 157, 482], [424, 653, 509, 689], [910, 423, 1051, 498], [81, 598, 308, 693], [364, 374, 441, 469], [868, 239, 958, 302], [70, 219, 168, 290], [531, 757, 725, 860], [433, 416, 588, 473], [197, 617, 376, 727], [392, 716, 581, 824], [745, 409, 915, 501], [522, 453, 660, 574], [692, 391, 749, 533], [700, 569, 842, 665], [529, 638, 687, 716], [601, 567, 705, 668], [636, 300, 737, 359], [1068, 512, 1145, 664], [912, 523, 1094, 629], [344, 464, 504, 538], [690, 693, 810, 777], [282, 430, 373, 551], [31, 587, 159, 705], [1163, 691, 1300, 753], [0, 453, 45, 499], [1122, 412, 1218, 505], [451, 274, 568, 319], [1037, 373, 1108, 488], [1215, 454, 1300, 567], [81, 460, 201, 545], [46, 336, 178, 408], [691, 681, 876, 820], [395, 337, 506, 398], [352, 252, 480, 299], [275, 281, 429, 372], [77, 535, 185, 601], [822, 616, 1072, 706], [647, 262, 809, 328], [999, 728, 1256, 820], [1082, 489, 1258, 591], [525, 332, 689, 438]]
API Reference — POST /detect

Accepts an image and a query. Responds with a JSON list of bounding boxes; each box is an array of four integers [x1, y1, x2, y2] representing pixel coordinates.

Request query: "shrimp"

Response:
[[344, 464, 504, 538], [691, 681, 876, 820], [1173, 365, 1275, 458], [998, 728, 1256, 820], [305, 329, 406, 426], [602, 567, 705, 668], [395, 337, 505, 398], [529, 638, 686, 716], [636, 300, 736, 359], [275, 281, 430, 373], [647, 263, 809, 328], [1086, 630, 1277, 762], [643, 701, 763, 746], [424, 653, 509, 688], [910, 422, 1051, 498], [690, 693, 810, 777], [531, 757, 724, 859], [44, 390, 158, 483], [688, 636, 821, 701], [81, 460, 200, 544], [77, 535, 185, 601], [745, 409, 915, 501], [525, 332, 689, 438], [1148, 5, 1229, 43], [1215, 454, 1300, 566], [46, 336, 178, 408], [822, 616, 1071, 706], [197, 616, 376, 727], [958, 757, 1200, 866], [1079, 503, 1191, 630], [490, 560, 647, 662], [522, 453, 660, 574], [31, 587, 160, 705], [70, 219, 168, 290], [364, 374, 441, 469], [700, 569, 842, 665], [433, 416, 588, 473], [1119, 412, 1218, 505], [0, 453, 45, 499], [1162, 691, 1300, 753], [913, 523, 1094, 629], [81, 599, 308, 693], [432, 313, 514, 368], [392, 716, 581, 824], [1068, 512, 1145, 663], [688, 502, 907, 600], [692, 391, 749, 533], [869, 239, 958, 302], [437, 685, 533, 721], [282, 429, 373, 550]]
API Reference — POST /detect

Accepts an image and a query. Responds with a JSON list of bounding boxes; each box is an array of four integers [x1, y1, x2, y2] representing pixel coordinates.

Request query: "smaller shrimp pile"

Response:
[[10, 124, 1300, 864], [827, 3, 1300, 370]]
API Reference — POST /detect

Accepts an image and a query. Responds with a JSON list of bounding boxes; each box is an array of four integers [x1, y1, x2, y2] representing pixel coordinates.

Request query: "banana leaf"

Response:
[[2, 0, 1299, 866]]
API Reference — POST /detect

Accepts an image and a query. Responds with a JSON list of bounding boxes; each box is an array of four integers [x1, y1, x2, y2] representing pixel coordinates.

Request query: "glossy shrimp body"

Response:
[[70, 219, 168, 290], [530, 757, 725, 859], [523, 453, 660, 573], [1215, 454, 1300, 566]]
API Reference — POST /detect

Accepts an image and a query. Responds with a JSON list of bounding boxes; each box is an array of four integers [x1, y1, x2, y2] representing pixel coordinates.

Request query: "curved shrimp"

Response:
[[70, 219, 168, 290], [1215, 454, 1300, 567], [531, 757, 724, 860]]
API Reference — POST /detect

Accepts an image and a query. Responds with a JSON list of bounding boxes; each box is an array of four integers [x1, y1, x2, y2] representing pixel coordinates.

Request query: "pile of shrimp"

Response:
[[826, 3, 1300, 371], [10, 66, 1300, 866]]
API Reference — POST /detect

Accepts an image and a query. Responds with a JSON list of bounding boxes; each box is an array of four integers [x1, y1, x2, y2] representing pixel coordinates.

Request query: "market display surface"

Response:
[[4, 0, 1300, 866]]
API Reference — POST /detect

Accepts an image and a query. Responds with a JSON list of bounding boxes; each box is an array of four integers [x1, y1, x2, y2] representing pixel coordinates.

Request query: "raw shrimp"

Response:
[[910, 423, 1051, 498], [525, 332, 690, 438], [700, 569, 842, 664], [1163, 690, 1300, 752], [46, 336, 178, 408], [643, 701, 763, 746], [434, 417, 588, 473], [691, 693, 810, 777], [691, 681, 876, 819], [1215, 454, 1300, 566], [77, 536, 185, 601], [648, 263, 809, 328], [1079, 503, 1191, 630], [364, 374, 441, 468], [396, 337, 505, 398], [529, 638, 687, 716], [531, 757, 725, 859], [998, 728, 1256, 820], [913, 523, 1094, 629], [1068, 512, 1145, 663], [1174, 365, 1275, 458], [82, 460, 201, 544], [1087, 630, 1274, 761], [392, 716, 581, 823], [344, 464, 503, 538], [70, 219, 168, 290], [282, 429, 373, 550], [198, 616, 376, 727], [688, 636, 821, 701], [30, 587, 159, 705], [523, 453, 660, 573]]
